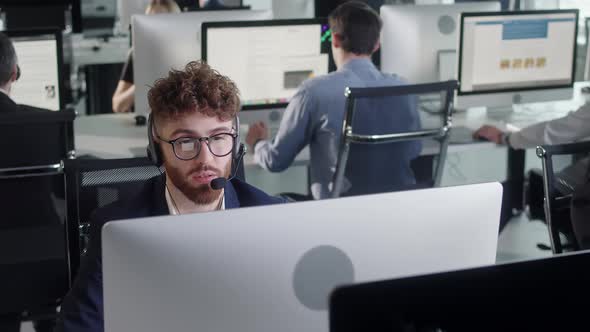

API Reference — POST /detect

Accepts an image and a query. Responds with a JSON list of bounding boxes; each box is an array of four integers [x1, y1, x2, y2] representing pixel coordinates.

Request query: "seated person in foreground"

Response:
[[56, 61, 284, 332]]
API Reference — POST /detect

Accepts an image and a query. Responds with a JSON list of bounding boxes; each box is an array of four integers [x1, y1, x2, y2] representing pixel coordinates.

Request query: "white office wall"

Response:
[[271, 0, 314, 19], [521, 0, 559, 9]]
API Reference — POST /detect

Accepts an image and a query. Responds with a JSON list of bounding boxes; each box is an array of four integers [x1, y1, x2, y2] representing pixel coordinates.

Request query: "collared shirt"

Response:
[[165, 188, 225, 215], [253, 58, 421, 199], [509, 102, 590, 149]]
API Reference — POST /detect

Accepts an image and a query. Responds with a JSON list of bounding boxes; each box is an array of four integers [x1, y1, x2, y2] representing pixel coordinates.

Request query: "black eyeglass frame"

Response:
[[155, 131, 238, 160]]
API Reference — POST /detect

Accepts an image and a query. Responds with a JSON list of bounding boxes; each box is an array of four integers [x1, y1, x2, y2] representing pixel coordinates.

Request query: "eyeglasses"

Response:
[[156, 132, 237, 160]]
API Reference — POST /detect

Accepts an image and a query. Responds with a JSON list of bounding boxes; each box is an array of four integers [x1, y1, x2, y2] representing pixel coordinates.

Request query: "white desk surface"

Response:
[[74, 82, 590, 166]]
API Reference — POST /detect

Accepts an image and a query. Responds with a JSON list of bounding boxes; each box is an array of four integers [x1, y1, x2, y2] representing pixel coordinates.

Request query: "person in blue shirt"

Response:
[[55, 61, 283, 332], [246, 1, 421, 200]]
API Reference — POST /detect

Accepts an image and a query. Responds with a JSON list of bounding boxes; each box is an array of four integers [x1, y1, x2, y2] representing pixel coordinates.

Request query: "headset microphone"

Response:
[[209, 144, 246, 190], [209, 177, 227, 190]]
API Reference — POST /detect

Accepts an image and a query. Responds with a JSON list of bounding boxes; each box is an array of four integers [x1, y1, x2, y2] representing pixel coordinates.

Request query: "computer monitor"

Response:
[[202, 19, 332, 110], [117, 0, 149, 34], [5, 30, 64, 111], [380, 2, 501, 85], [454, 0, 512, 11], [457, 10, 578, 111], [102, 182, 502, 332], [132, 9, 272, 115], [330, 250, 590, 332]]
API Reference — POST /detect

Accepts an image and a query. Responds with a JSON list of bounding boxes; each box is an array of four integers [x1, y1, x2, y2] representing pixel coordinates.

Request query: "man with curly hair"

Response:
[[55, 61, 283, 332]]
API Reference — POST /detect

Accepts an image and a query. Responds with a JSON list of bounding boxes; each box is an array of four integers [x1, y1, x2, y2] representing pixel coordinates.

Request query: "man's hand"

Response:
[[246, 121, 269, 150], [473, 125, 505, 144]]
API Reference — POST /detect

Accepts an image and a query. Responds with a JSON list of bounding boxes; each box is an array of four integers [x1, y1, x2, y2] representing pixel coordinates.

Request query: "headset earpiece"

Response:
[[147, 114, 163, 166], [233, 115, 241, 160]]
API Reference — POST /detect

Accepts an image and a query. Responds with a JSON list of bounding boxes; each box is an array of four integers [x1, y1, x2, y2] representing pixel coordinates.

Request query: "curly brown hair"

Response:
[[147, 61, 240, 122]]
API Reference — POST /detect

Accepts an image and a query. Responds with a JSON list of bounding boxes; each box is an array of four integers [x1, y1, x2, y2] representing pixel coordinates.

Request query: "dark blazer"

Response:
[[0, 92, 64, 227], [0, 90, 51, 114], [0, 90, 18, 113], [55, 175, 283, 332]]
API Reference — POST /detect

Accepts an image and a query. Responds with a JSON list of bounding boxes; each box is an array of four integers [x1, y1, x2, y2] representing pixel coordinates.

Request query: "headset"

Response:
[[146, 113, 246, 189]]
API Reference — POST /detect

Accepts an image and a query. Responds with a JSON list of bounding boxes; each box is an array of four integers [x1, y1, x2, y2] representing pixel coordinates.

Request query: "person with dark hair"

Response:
[[56, 61, 283, 332], [0, 31, 21, 111], [246, 1, 421, 199], [0, 32, 66, 332]]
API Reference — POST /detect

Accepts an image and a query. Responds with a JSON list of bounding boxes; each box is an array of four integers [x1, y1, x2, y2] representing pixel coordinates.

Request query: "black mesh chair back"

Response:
[[536, 141, 590, 254], [332, 81, 458, 198], [0, 110, 76, 319], [64, 157, 162, 273]]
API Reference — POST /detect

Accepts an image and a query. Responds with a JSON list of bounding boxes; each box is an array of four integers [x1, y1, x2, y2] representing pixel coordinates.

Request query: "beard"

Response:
[[166, 161, 232, 205]]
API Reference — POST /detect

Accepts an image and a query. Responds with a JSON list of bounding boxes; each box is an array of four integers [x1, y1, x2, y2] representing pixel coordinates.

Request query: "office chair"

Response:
[[64, 157, 161, 267], [331, 80, 458, 198], [0, 110, 76, 328], [536, 141, 590, 254]]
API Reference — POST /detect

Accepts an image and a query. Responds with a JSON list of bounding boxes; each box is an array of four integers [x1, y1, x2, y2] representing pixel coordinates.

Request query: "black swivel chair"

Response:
[[0, 110, 76, 329], [331, 80, 459, 198], [536, 141, 590, 254], [63, 157, 162, 269]]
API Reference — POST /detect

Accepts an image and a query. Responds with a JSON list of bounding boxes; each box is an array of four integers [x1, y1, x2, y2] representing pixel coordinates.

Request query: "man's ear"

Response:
[[372, 40, 381, 54], [332, 32, 342, 49], [151, 122, 159, 141], [10, 64, 18, 82]]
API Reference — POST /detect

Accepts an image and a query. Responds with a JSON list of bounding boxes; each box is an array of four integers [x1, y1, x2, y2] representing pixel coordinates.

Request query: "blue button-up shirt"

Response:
[[254, 58, 421, 199]]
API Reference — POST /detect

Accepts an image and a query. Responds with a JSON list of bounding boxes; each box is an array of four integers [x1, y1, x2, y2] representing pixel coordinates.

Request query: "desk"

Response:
[[75, 114, 147, 159], [74, 83, 590, 194], [74, 111, 495, 160], [74, 102, 581, 159]]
